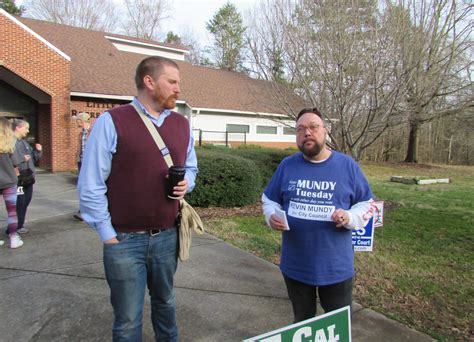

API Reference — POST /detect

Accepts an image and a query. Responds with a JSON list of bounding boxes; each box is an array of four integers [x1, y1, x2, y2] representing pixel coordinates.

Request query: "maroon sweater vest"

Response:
[[106, 104, 190, 231]]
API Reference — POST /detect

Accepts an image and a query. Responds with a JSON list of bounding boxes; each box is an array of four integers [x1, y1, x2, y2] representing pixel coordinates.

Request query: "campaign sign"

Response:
[[352, 217, 374, 252], [242, 306, 351, 342], [373, 201, 384, 227]]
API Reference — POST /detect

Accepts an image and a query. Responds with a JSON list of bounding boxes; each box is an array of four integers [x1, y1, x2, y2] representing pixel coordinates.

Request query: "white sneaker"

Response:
[[0, 240, 4, 246], [18, 227, 29, 234], [10, 233, 24, 249]]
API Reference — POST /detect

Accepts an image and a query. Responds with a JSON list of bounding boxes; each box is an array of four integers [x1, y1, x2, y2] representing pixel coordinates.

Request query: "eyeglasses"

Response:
[[295, 124, 325, 134]]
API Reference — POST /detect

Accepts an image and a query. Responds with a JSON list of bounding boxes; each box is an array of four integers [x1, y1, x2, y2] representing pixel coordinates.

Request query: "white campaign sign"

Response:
[[373, 201, 384, 227], [287, 201, 335, 221]]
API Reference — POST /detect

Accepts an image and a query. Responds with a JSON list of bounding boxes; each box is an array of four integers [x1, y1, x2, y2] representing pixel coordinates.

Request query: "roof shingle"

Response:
[[18, 17, 303, 114]]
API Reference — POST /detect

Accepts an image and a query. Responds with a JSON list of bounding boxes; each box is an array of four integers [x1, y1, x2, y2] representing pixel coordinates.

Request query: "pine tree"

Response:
[[1, 0, 25, 15], [206, 2, 246, 72], [164, 31, 182, 45]]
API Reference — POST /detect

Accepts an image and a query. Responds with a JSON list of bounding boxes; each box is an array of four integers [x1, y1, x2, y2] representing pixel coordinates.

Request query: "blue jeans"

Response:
[[103, 227, 178, 342]]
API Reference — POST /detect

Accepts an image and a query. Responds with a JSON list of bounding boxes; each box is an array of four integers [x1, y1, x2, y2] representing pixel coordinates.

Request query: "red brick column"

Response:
[[1, 12, 71, 171]]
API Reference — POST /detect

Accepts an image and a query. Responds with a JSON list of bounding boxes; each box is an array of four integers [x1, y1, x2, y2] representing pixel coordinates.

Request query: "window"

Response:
[[283, 126, 296, 135], [257, 125, 277, 134], [226, 124, 249, 133]]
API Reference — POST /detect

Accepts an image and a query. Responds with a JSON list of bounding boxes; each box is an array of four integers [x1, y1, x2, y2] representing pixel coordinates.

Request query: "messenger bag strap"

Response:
[[131, 102, 174, 168]]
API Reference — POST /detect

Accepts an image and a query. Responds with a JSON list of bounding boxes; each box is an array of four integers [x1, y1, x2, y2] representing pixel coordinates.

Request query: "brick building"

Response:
[[0, 10, 304, 172]]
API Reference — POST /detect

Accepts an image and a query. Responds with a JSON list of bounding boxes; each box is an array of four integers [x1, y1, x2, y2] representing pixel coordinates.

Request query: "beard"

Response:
[[163, 95, 177, 109], [154, 92, 178, 111], [298, 139, 325, 158]]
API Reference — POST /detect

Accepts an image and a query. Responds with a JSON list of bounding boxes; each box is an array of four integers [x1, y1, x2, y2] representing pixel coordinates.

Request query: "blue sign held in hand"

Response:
[[352, 217, 374, 252]]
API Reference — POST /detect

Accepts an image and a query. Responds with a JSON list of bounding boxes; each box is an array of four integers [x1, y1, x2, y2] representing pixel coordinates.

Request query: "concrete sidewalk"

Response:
[[0, 172, 435, 341]]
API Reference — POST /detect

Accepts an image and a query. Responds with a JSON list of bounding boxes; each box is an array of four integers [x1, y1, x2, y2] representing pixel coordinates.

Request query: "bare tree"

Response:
[[22, 0, 120, 32], [121, 0, 171, 40], [246, 0, 300, 115], [247, 0, 472, 162], [179, 28, 212, 66], [246, 0, 292, 83], [386, 0, 473, 163], [248, 0, 406, 160], [433, 111, 474, 164]]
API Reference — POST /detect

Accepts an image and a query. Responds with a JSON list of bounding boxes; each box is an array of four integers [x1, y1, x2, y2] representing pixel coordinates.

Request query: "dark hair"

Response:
[[135, 56, 179, 90], [296, 107, 323, 121]]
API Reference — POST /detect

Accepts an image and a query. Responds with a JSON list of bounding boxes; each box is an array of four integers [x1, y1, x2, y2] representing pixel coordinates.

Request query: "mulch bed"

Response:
[[194, 202, 262, 220]]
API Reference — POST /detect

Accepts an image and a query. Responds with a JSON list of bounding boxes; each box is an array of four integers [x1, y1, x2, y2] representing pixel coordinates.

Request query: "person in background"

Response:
[[12, 119, 42, 234], [73, 112, 91, 221], [0, 117, 23, 248], [262, 107, 375, 323], [78, 56, 198, 341]]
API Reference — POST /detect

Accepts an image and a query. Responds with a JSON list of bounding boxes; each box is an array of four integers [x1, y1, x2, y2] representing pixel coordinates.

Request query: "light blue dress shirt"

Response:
[[78, 97, 198, 242]]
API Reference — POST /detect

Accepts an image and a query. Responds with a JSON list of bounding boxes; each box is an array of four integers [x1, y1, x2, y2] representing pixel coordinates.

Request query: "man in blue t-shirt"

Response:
[[262, 107, 375, 323]]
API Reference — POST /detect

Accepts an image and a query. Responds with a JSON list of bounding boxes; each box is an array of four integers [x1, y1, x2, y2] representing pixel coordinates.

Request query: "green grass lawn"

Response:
[[203, 162, 474, 341]]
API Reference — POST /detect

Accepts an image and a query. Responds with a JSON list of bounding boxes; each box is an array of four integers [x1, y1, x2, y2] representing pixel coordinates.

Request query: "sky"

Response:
[[163, 0, 257, 44], [16, 0, 259, 45]]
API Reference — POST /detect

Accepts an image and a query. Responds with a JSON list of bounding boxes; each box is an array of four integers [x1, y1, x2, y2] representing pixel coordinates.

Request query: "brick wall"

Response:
[[0, 12, 70, 171], [37, 104, 51, 168]]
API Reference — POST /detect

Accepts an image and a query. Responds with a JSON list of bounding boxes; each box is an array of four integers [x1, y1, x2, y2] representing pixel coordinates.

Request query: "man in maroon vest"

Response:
[[78, 56, 198, 341]]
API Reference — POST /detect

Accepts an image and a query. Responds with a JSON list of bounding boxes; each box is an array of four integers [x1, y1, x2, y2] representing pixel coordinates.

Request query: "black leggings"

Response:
[[17, 184, 33, 229], [283, 273, 353, 323]]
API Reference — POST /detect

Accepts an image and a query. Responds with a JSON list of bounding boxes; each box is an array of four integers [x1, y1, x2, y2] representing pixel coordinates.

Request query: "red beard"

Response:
[[163, 95, 178, 109]]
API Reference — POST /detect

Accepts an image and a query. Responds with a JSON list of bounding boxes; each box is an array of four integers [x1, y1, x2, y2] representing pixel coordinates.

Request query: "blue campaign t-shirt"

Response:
[[264, 151, 373, 286]]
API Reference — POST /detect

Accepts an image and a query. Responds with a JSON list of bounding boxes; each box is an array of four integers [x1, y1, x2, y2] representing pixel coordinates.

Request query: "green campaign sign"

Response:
[[243, 306, 351, 342]]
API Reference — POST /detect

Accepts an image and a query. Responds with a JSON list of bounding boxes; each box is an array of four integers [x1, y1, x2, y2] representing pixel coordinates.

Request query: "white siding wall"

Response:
[[192, 113, 295, 143], [111, 43, 186, 61]]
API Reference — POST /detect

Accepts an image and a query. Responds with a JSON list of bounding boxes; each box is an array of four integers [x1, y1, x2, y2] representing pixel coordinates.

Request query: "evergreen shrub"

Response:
[[230, 145, 295, 187], [186, 148, 262, 207]]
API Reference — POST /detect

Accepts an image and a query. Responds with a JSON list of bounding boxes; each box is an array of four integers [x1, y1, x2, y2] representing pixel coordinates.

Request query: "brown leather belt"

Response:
[[134, 230, 162, 236], [132, 227, 175, 236]]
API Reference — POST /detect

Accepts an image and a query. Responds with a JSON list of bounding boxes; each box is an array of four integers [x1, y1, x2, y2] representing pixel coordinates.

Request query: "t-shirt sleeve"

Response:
[[350, 160, 373, 205]]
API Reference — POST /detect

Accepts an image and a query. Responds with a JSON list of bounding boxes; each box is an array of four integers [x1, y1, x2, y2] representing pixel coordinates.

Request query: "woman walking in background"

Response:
[[11, 119, 42, 234], [0, 117, 23, 248]]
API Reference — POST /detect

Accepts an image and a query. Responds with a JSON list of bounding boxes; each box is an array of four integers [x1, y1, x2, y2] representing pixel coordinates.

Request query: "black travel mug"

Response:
[[166, 166, 186, 199]]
